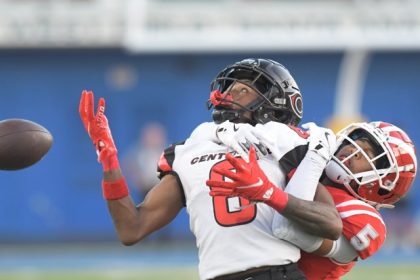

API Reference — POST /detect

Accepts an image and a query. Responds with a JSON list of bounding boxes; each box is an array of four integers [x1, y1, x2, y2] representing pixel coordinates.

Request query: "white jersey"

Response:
[[158, 122, 308, 280]]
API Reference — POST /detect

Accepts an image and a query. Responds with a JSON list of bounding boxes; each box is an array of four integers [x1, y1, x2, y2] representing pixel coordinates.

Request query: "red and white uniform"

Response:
[[298, 186, 387, 280], [158, 122, 308, 280]]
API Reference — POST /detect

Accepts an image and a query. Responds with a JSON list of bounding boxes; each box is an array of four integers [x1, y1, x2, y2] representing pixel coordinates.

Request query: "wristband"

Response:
[[265, 186, 289, 213], [102, 177, 129, 200]]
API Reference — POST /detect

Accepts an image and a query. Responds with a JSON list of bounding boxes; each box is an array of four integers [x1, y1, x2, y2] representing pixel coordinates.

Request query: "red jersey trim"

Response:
[[158, 152, 172, 172]]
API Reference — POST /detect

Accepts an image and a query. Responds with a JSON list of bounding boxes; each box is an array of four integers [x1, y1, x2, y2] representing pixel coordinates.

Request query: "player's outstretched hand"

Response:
[[215, 121, 268, 162], [206, 147, 288, 212], [79, 90, 119, 171], [302, 122, 337, 163]]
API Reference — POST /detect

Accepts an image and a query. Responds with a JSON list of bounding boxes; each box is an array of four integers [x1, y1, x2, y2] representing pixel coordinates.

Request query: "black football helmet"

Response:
[[207, 58, 303, 126]]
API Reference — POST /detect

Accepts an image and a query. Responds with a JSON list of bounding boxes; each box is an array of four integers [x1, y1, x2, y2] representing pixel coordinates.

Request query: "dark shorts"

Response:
[[211, 263, 306, 280]]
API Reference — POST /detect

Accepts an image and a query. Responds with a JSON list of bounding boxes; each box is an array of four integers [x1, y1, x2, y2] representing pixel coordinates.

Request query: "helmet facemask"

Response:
[[207, 59, 303, 126], [207, 77, 268, 125], [325, 123, 400, 209]]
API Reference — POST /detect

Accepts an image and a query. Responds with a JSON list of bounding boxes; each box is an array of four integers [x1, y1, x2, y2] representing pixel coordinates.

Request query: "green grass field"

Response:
[[0, 268, 197, 280], [1, 243, 419, 280], [342, 264, 420, 280], [1, 264, 420, 280]]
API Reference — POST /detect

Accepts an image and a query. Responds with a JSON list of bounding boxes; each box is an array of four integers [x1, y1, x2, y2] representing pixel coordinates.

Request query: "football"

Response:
[[0, 119, 53, 170]]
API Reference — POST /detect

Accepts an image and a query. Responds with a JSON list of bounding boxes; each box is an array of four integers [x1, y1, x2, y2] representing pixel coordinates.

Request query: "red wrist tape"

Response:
[[266, 186, 289, 213], [102, 177, 129, 200]]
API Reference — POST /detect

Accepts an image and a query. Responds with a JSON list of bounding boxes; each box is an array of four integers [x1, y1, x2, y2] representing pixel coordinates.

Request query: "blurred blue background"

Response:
[[0, 50, 419, 250], [0, 1, 420, 278]]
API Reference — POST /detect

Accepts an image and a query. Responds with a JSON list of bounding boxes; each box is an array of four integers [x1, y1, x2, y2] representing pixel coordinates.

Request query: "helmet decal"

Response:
[[288, 92, 303, 120]]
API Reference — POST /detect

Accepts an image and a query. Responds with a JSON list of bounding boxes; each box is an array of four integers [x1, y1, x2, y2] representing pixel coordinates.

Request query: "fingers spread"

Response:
[[79, 90, 94, 131], [254, 142, 268, 156], [79, 90, 87, 116], [252, 129, 274, 148], [245, 133, 260, 145], [212, 165, 240, 181], [248, 146, 257, 163], [85, 90, 94, 121], [206, 180, 236, 189], [209, 189, 236, 197], [225, 153, 247, 172], [231, 142, 250, 162], [96, 97, 106, 118]]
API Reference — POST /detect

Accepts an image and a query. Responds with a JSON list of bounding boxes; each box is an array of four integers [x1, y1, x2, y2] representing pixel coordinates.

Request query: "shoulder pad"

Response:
[[189, 122, 217, 141]]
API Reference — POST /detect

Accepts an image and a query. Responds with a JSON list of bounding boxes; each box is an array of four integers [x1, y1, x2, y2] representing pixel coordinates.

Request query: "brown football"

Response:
[[0, 119, 53, 170]]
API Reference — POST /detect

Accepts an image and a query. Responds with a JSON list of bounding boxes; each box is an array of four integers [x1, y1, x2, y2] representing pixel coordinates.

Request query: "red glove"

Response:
[[79, 90, 119, 171], [206, 147, 289, 212]]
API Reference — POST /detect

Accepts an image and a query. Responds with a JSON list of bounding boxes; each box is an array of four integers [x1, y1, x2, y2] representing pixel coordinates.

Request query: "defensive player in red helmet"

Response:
[[212, 120, 416, 279], [294, 121, 417, 279], [325, 121, 416, 209]]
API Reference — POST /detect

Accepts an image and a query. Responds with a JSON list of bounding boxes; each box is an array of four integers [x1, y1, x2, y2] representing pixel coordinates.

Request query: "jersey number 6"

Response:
[[209, 160, 257, 226]]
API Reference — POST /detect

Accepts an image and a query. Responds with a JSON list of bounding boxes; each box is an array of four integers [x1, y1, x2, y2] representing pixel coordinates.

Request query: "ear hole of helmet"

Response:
[[273, 110, 293, 124], [378, 188, 390, 196]]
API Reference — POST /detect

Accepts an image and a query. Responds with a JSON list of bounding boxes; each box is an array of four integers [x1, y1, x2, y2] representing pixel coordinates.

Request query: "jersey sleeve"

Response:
[[157, 141, 185, 179], [157, 141, 187, 206], [338, 200, 387, 260]]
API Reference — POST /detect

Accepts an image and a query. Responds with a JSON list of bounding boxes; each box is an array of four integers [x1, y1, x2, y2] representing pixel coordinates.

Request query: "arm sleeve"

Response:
[[272, 215, 323, 253], [284, 151, 327, 201], [324, 235, 359, 264]]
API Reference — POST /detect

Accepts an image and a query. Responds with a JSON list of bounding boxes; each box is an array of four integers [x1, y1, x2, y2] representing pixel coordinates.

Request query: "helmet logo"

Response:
[[288, 92, 303, 119], [241, 59, 258, 66], [273, 98, 286, 105]]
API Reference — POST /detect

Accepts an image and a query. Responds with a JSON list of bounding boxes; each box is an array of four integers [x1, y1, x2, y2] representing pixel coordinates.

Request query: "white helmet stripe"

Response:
[[381, 125, 404, 133], [387, 137, 417, 170], [398, 164, 415, 172]]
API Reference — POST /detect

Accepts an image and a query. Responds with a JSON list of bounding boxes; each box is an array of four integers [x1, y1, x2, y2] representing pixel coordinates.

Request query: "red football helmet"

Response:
[[325, 121, 417, 209]]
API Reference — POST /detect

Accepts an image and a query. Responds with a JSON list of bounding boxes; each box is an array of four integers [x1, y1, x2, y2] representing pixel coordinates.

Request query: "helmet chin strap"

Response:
[[212, 109, 240, 124], [325, 161, 394, 209], [212, 106, 256, 125]]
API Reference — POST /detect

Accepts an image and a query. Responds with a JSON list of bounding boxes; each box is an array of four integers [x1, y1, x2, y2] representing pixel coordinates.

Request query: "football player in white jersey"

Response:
[[212, 120, 417, 279], [79, 58, 343, 280]]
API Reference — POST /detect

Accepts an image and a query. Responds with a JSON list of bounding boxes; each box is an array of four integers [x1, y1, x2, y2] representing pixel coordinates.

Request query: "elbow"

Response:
[[117, 231, 144, 246], [121, 239, 139, 246]]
